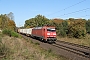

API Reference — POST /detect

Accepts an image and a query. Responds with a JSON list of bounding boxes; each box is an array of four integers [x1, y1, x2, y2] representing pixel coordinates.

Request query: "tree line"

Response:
[[0, 13, 90, 38], [24, 15, 90, 38]]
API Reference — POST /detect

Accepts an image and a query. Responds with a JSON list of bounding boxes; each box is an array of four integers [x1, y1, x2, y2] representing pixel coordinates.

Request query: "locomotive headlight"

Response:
[[47, 33, 50, 35], [53, 33, 56, 35]]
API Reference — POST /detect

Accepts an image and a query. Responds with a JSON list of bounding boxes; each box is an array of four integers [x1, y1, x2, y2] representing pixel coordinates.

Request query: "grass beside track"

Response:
[[0, 34, 69, 60], [57, 34, 90, 47]]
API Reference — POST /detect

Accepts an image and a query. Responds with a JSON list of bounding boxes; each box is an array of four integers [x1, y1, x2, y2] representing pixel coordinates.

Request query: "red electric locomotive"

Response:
[[31, 26, 57, 43]]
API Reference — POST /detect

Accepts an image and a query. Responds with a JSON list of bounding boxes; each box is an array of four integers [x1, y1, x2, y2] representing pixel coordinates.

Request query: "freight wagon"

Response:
[[25, 28, 33, 36], [31, 26, 57, 43], [18, 28, 33, 36]]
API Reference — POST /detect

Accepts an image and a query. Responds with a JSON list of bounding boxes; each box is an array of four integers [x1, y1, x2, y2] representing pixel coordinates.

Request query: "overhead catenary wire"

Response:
[[47, 0, 87, 16], [80, 15, 90, 17], [66, 15, 90, 19], [57, 8, 90, 17], [80, 15, 90, 19]]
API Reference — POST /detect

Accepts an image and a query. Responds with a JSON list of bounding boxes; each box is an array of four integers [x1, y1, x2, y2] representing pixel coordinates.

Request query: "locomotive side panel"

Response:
[[32, 28, 45, 39]]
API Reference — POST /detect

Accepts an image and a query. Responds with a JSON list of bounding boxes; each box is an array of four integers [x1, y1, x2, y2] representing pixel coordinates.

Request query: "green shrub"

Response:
[[11, 31, 19, 38], [2, 29, 19, 38], [2, 29, 11, 36]]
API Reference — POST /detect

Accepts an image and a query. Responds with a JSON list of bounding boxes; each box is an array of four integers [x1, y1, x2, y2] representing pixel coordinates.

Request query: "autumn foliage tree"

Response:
[[0, 12, 16, 31], [67, 18, 86, 38]]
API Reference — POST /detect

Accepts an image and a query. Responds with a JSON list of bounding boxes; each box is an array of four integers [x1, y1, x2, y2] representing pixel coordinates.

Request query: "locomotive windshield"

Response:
[[47, 28, 56, 32]]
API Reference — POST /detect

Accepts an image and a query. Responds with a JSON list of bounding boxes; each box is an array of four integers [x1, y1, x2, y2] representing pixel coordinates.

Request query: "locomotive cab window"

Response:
[[47, 28, 56, 32]]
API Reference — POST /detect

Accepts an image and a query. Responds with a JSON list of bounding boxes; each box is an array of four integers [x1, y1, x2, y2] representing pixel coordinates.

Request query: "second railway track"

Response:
[[54, 40, 90, 58], [56, 40, 90, 50]]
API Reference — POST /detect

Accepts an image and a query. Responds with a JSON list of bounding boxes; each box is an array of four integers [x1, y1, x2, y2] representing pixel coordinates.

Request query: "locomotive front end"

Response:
[[46, 27, 57, 43]]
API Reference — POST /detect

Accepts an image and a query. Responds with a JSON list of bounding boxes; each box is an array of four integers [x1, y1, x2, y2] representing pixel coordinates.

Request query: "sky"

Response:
[[0, 0, 90, 27]]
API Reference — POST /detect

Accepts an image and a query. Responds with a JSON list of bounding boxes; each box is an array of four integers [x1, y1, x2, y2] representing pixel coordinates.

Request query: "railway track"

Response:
[[52, 40, 90, 58], [56, 40, 90, 50], [20, 34, 90, 60]]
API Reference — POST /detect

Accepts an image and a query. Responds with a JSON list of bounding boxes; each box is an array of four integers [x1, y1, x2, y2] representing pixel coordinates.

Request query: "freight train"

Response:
[[17, 26, 57, 43]]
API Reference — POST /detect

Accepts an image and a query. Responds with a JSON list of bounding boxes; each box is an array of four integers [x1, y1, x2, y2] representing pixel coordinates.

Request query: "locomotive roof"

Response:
[[33, 26, 55, 29], [33, 27, 43, 29]]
